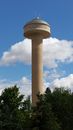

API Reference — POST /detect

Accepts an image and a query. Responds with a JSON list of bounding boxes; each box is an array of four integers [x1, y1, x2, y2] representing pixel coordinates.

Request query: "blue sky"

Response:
[[0, 0, 73, 96]]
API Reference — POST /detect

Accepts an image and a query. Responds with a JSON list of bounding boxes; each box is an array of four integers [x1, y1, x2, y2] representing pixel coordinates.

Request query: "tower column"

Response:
[[32, 36, 44, 106]]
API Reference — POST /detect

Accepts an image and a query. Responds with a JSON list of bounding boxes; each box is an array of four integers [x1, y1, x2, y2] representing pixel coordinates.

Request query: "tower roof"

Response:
[[24, 17, 51, 39], [24, 17, 50, 27]]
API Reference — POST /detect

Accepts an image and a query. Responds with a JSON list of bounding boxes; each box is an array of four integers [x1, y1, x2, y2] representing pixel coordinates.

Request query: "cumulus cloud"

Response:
[[43, 38, 73, 67], [18, 77, 31, 96], [0, 79, 14, 95], [0, 77, 31, 96], [0, 37, 73, 68], [0, 39, 31, 66], [49, 74, 73, 91], [0, 74, 73, 96], [43, 69, 65, 82]]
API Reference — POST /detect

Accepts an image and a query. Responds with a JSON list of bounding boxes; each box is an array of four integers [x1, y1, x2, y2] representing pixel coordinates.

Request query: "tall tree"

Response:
[[0, 85, 31, 130], [51, 87, 73, 130], [31, 93, 61, 130]]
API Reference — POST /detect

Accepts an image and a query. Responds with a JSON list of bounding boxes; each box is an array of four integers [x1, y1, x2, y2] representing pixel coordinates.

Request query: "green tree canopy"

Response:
[[0, 85, 31, 130], [0, 85, 73, 130]]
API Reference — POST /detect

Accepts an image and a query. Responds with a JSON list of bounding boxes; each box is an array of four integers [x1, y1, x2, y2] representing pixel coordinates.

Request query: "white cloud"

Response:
[[0, 39, 31, 66], [0, 74, 73, 96], [43, 69, 65, 82], [0, 77, 31, 97], [43, 38, 73, 67], [0, 79, 14, 95], [18, 77, 31, 96], [49, 74, 73, 91], [0, 37, 73, 68]]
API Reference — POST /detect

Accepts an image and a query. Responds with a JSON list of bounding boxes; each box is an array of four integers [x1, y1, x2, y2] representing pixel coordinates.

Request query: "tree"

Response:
[[31, 87, 73, 130], [51, 87, 73, 130], [0, 85, 31, 130], [31, 92, 61, 130], [0, 85, 73, 130]]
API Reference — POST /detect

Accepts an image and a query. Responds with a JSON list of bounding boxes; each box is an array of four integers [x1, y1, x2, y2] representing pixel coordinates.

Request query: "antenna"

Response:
[[33, 11, 41, 19]]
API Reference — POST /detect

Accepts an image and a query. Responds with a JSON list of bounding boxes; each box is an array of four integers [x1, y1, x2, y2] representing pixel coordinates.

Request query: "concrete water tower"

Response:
[[24, 18, 51, 106]]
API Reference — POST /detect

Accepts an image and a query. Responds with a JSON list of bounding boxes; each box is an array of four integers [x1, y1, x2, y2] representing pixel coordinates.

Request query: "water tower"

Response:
[[24, 18, 51, 106]]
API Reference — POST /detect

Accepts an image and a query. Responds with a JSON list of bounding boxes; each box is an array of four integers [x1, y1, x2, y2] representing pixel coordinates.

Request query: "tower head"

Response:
[[24, 17, 51, 39]]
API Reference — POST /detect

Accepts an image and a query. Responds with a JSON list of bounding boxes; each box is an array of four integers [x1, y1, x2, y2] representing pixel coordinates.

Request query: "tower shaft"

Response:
[[32, 36, 44, 106]]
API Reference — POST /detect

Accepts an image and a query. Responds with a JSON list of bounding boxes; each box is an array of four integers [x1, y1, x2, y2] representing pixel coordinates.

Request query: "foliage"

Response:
[[0, 85, 31, 130], [0, 85, 73, 130], [31, 91, 60, 130]]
